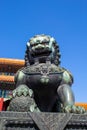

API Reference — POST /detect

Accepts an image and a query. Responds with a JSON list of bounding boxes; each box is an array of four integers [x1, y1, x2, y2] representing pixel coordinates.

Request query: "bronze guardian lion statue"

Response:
[[8, 34, 85, 113]]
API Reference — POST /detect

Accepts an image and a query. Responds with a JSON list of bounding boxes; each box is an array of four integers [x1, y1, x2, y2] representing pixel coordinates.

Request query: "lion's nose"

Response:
[[35, 44, 44, 50]]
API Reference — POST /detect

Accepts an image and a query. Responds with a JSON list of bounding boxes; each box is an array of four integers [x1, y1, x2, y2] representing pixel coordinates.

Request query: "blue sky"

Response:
[[0, 0, 87, 102]]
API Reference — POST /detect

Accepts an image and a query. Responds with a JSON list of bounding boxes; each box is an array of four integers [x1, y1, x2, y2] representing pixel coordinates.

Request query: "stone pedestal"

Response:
[[0, 112, 87, 130]]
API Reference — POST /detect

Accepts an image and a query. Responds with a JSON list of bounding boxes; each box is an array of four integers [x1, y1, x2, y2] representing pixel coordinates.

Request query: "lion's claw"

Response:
[[63, 105, 86, 114], [12, 85, 34, 98]]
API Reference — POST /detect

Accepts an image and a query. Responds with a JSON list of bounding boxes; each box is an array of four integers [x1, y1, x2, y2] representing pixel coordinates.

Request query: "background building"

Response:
[[0, 58, 24, 100]]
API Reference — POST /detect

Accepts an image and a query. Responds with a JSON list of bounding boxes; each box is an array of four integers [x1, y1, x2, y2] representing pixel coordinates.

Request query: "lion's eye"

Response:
[[31, 44, 35, 47], [31, 43, 38, 47], [33, 43, 38, 46], [42, 42, 46, 45], [35, 43, 38, 46]]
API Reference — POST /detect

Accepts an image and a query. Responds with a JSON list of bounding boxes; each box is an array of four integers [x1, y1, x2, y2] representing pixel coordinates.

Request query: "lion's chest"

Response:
[[22, 64, 63, 92], [27, 74, 61, 89]]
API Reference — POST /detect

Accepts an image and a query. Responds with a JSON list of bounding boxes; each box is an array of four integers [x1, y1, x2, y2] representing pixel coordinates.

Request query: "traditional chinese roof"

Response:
[[0, 75, 14, 83], [0, 58, 24, 66], [0, 58, 24, 89], [0, 58, 24, 73], [0, 75, 15, 90]]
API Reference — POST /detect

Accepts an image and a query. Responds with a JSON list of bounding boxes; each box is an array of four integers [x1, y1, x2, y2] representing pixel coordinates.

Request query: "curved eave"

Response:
[[0, 58, 25, 67], [0, 58, 25, 73], [0, 75, 14, 83]]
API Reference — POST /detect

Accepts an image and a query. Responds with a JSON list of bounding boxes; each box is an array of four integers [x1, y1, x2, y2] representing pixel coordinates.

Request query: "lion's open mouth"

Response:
[[31, 48, 52, 57]]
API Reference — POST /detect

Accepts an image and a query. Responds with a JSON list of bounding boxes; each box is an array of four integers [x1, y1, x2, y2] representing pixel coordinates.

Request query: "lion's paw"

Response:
[[13, 85, 33, 98], [63, 105, 86, 114]]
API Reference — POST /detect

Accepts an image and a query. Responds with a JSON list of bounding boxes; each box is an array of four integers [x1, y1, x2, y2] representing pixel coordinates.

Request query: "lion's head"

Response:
[[25, 34, 61, 66]]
